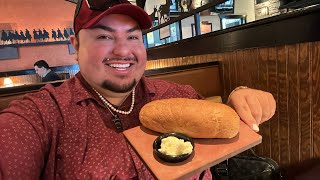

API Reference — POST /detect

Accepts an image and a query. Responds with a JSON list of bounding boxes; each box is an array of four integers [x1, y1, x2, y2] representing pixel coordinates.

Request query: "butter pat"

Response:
[[158, 136, 193, 156]]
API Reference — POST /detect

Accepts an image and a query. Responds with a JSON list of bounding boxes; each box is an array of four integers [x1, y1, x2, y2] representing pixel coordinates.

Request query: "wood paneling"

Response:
[[145, 41, 320, 167], [163, 41, 319, 166], [277, 45, 290, 166], [312, 42, 320, 157], [299, 43, 312, 161], [287, 44, 300, 164], [217, 41, 320, 166], [257, 48, 271, 157], [269, 47, 281, 163], [221, 54, 230, 102]]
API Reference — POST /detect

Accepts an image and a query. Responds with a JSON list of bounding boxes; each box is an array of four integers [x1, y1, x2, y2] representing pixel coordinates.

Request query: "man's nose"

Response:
[[112, 40, 130, 56]]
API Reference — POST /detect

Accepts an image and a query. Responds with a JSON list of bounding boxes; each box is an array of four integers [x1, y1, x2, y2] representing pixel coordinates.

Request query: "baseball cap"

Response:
[[74, 0, 152, 34]]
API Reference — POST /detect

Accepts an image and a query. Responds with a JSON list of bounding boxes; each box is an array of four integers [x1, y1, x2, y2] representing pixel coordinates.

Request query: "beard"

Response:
[[101, 79, 137, 93]]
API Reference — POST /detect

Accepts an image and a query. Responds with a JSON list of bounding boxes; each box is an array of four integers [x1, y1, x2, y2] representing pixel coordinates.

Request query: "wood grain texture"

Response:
[[216, 42, 320, 166], [219, 53, 230, 102], [312, 41, 320, 157], [257, 48, 271, 157], [287, 44, 300, 164], [230, 51, 238, 91], [268, 47, 281, 163], [277, 45, 290, 166], [299, 43, 312, 161], [236, 50, 245, 86]]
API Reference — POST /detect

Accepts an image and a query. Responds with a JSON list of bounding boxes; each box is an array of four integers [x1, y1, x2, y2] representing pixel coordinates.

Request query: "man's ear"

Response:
[[69, 35, 79, 61]]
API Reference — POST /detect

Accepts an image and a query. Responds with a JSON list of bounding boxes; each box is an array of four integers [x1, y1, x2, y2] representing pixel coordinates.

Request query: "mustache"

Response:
[[102, 57, 137, 63]]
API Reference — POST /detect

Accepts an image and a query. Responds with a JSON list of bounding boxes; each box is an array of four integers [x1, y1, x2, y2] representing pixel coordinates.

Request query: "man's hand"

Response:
[[227, 88, 276, 132]]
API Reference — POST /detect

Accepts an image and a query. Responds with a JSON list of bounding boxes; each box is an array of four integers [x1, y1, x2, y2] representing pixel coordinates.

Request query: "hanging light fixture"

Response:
[[4, 77, 13, 87]]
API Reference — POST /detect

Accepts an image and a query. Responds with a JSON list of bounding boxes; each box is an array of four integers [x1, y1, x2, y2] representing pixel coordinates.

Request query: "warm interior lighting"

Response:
[[4, 77, 13, 87]]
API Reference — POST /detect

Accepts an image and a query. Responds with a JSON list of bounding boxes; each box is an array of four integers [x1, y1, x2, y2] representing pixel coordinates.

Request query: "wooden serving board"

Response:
[[123, 122, 262, 180]]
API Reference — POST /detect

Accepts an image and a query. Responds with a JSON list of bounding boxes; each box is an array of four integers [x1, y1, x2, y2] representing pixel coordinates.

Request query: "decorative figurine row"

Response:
[[0, 28, 74, 45], [149, 0, 172, 25], [148, 0, 195, 26]]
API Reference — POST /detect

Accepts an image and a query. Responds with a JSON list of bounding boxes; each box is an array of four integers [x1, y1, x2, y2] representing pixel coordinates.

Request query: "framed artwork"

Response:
[[220, 15, 246, 29], [146, 32, 155, 45], [157, 2, 171, 40], [159, 25, 171, 40], [191, 21, 212, 36], [0, 47, 19, 60]]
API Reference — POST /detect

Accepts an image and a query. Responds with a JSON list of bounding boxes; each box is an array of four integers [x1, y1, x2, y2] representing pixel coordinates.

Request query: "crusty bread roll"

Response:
[[139, 98, 240, 138]]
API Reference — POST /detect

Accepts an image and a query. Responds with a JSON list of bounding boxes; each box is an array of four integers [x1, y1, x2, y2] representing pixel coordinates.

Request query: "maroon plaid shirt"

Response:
[[0, 73, 211, 179]]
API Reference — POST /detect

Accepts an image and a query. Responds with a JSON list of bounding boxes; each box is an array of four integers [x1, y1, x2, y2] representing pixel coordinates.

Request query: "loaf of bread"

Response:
[[139, 98, 240, 138]]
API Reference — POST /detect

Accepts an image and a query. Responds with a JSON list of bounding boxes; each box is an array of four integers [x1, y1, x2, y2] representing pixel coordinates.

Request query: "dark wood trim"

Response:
[[144, 61, 219, 76], [147, 6, 320, 60], [0, 64, 79, 77], [0, 80, 64, 97]]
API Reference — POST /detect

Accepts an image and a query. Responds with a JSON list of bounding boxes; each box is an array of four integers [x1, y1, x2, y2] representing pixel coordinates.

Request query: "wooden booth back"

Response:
[[0, 63, 223, 112]]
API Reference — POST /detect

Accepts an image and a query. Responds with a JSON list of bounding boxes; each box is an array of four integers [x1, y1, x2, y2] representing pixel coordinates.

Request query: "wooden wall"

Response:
[[149, 41, 320, 167], [218, 41, 320, 167]]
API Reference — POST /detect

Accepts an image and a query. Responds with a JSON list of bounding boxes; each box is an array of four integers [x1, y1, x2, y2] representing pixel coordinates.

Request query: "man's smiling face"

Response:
[[74, 14, 147, 93]]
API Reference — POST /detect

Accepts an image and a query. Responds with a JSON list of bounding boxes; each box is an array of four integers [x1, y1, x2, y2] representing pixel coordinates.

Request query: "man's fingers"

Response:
[[230, 96, 259, 132], [266, 92, 276, 121], [246, 95, 262, 125], [228, 88, 276, 131], [257, 91, 271, 123]]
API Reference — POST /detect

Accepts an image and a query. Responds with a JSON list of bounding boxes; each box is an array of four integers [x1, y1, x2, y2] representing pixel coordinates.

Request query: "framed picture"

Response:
[[220, 15, 246, 29], [157, 5, 171, 40], [159, 25, 171, 40], [0, 47, 19, 60], [191, 21, 212, 36]]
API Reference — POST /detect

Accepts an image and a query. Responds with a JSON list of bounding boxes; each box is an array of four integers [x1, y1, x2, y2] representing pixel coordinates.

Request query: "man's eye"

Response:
[[128, 36, 139, 40], [98, 35, 111, 39]]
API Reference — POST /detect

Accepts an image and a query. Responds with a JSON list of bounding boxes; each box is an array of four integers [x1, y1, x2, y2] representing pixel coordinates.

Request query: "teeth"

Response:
[[109, 64, 130, 68]]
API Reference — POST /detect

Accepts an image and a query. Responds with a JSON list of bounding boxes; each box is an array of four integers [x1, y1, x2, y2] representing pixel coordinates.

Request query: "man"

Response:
[[0, 0, 276, 179], [34, 60, 61, 82]]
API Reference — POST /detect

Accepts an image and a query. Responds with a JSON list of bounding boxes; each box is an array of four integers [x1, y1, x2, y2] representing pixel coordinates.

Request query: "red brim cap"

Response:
[[74, 1, 152, 34]]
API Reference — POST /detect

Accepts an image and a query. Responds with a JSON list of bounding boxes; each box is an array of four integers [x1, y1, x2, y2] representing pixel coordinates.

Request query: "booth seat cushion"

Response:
[[0, 94, 25, 111]]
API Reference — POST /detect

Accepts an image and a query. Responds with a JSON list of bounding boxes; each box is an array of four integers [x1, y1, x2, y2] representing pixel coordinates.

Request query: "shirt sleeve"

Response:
[[0, 93, 53, 178]]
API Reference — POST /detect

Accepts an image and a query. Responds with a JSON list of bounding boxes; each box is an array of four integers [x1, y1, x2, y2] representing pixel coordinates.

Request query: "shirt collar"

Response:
[[71, 72, 105, 107], [42, 69, 51, 77]]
